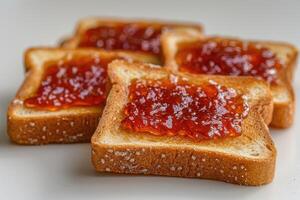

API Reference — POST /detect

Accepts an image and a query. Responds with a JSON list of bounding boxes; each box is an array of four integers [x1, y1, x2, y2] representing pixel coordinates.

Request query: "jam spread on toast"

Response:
[[78, 23, 167, 55], [24, 56, 114, 110], [121, 76, 249, 140], [175, 39, 282, 84]]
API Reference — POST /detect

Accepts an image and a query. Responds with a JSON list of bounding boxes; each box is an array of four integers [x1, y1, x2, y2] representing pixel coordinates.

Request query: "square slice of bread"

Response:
[[60, 17, 203, 63], [161, 31, 298, 128], [7, 48, 158, 144], [91, 60, 276, 186]]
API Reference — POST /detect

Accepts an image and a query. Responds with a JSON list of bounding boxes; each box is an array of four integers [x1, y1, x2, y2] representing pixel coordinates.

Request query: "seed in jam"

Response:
[[121, 76, 249, 141], [175, 39, 282, 84], [24, 56, 114, 110], [78, 23, 167, 55]]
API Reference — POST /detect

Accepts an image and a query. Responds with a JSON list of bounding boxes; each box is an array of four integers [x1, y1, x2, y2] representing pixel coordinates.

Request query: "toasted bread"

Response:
[[60, 17, 203, 63], [161, 31, 298, 128], [91, 60, 276, 186], [7, 48, 158, 144]]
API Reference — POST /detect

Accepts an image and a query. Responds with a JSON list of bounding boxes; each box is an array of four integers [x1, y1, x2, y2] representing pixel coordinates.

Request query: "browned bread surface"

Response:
[[91, 60, 276, 186]]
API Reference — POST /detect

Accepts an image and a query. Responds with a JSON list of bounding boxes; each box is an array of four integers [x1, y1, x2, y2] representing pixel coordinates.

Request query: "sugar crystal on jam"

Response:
[[121, 76, 249, 141], [175, 39, 282, 84], [24, 56, 113, 110], [78, 23, 166, 55]]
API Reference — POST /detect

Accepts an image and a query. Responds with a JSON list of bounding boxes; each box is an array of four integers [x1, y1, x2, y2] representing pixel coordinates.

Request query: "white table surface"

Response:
[[0, 0, 299, 199]]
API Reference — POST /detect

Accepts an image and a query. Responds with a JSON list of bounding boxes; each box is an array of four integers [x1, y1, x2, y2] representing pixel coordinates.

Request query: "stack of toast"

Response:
[[7, 17, 298, 186]]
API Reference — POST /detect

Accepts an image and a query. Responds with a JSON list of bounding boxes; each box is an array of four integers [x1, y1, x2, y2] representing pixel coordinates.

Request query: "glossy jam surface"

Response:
[[24, 56, 113, 110], [121, 76, 249, 141], [175, 39, 282, 84], [78, 23, 166, 55]]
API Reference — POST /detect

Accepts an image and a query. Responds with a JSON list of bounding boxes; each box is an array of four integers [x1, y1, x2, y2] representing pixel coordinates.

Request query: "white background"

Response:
[[0, 0, 299, 199]]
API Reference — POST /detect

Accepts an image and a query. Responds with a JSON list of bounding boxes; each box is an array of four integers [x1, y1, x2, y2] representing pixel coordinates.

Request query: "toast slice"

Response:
[[60, 17, 203, 63], [7, 48, 157, 144], [162, 31, 298, 128], [91, 60, 276, 186]]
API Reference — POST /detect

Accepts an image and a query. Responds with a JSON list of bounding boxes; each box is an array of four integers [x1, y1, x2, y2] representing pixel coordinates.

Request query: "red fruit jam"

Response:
[[78, 23, 167, 55], [121, 76, 249, 141], [175, 39, 282, 84], [24, 56, 114, 110]]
